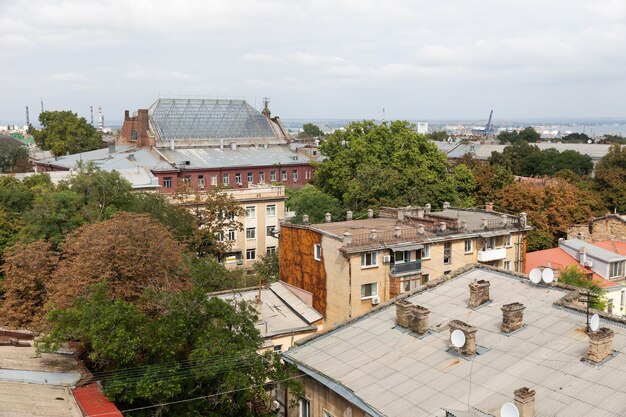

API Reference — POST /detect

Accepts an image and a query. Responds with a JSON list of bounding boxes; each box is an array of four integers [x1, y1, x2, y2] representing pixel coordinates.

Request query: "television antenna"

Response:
[[451, 329, 465, 348], [578, 290, 599, 333], [529, 268, 541, 284], [541, 268, 554, 284], [500, 402, 520, 417], [590, 313, 600, 332]]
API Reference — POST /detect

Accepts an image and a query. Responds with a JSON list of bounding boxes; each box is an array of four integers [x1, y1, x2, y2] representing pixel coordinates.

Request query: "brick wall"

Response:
[[567, 215, 626, 242], [119, 109, 152, 147]]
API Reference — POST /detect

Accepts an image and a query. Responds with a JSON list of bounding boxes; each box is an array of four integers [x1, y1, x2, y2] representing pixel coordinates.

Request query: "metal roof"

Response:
[[284, 267, 626, 417], [439, 142, 613, 161], [149, 98, 285, 145], [561, 239, 626, 263]]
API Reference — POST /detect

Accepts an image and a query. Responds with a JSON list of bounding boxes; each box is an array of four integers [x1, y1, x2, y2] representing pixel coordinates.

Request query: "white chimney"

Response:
[[367, 209, 374, 218]]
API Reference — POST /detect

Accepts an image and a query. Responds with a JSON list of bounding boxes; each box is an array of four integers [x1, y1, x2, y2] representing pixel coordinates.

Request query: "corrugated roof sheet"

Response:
[[285, 268, 626, 417]]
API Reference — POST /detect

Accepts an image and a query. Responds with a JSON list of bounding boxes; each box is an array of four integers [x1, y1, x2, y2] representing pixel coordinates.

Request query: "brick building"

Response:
[[568, 214, 626, 242]]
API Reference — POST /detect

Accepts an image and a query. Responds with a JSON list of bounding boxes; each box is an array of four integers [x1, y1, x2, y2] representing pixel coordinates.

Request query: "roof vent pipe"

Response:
[[417, 224, 425, 234], [370, 229, 377, 240], [514, 387, 536, 417], [230, 142, 237, 151], [417, 207, 425, 218], [579, 247, 587, 266], [394, 226, 402, 238], [367, 209, 374, 218], [439, 222, 447, 231], [220, 138, 224, 150], [170, 139, 175, 151], [325, 212, 332, 223], [481, 217, 489, 229], [346, 211, 353, 221]]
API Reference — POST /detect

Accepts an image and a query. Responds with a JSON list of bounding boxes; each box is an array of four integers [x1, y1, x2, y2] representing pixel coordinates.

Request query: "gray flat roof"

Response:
[[285, 267, 626, 417], [442, 142, 613, 161], [561, 239, 626, 263]]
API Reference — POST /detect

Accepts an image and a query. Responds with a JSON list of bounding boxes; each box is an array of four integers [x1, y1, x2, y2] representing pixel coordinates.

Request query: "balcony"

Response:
[[477, 247, 507, 263], [390, 260, 422, 275]]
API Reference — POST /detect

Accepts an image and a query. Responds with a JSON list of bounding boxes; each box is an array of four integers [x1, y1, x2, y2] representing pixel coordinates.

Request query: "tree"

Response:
[[520, 148, 593, 177], [32, 111, 104, 156], [0, 241, 58, 329], [469, 163, 514, 205], [561, 132, 591, 143], [287, 185, 344, 223], [47, 212, 188, 313], [127, 192, 195, 243], [38, 283, 301, 416], [0, 141, 29, 173], [495, 178, 604, 250], [315, 120, 456, 210], [558, 265, 607, 310], [185, 256, 258, 292], [426, 131, 449, 141], [253, 251, 279, 284], [489, 141, 540, 174], [594, 144, 626, 212], [298, 123, 325, 139], [497, 127, 540, 144], [450, 164, 477, 207]]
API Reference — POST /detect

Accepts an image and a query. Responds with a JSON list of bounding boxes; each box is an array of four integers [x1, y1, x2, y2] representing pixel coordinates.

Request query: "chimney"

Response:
[[346, 210, 353, 220], [501, 302, 525, 333], [417, 207, 425, 218], [398, 209, 405, 221], [325, 212, 332, 223], [124, 110, 130, 120], [108, 143, 115, 154], [519, 212, 527, 227], [370, 229, 377, 240], [417, 224, 425, 234], [395, 300, 412, 328], [485, 202, 494, 212], [588, 327, 614, 364], [481, 217, 489, 229], [469, 280, 490, 308], [579, 247, 587, 266], [343, 232, 353, 245], [514, 387, 536, 417], [367, 208, 374, 218], [411, 305, 430, 335], [448, 320, 477, 356], [170, 138, 175, 151], [460, 219, 468, 231], [501, 214, 508, 226], [443, 201, 450, 209], [230, 142, 238, 150], [128, 154, 135, 161], [302, 214, 310, 224], [439, 222, 447, 231], [394, 226, 402, 238], [424, 204, 431, 213]]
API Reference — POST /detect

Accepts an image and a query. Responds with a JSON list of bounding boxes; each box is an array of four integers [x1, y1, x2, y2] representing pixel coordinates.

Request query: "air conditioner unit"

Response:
[[371, 295, 381, 305], [584, 260, 593, 268], [382, 255, 391, 263]]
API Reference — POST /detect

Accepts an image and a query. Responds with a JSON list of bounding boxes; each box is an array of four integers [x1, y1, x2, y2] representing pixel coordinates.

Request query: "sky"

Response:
[[1, 0, 626, 124]]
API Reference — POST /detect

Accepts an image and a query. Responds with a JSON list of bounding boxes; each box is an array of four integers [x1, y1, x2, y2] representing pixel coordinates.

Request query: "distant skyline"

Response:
[[1, 0, 625, 124]]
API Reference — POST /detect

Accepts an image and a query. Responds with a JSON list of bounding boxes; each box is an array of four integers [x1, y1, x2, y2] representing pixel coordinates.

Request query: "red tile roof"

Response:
[[593, 240, 626, 256], [72, 383, 122, 417]]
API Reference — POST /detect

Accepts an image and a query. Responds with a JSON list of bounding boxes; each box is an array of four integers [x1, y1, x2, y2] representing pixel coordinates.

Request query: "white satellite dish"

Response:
[[501, 403, 519, 417], [529, 268, 541, 284], [542, 268, 554, 284], [590, 313, 600, 332], [451, 329, 466, 348]]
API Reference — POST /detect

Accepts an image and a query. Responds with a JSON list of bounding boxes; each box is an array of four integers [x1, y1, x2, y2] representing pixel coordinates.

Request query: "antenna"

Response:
[[451, 329, 465, 348], [382, 107, 386, 124], [40, 98, 44, 113], [529, 268, 541, 284], [500, 402, 520, 417], [590, 313, 600, 332], [25, 106, 30, 126], [90, 106, 94, 126], [541, 268, 554, 284]]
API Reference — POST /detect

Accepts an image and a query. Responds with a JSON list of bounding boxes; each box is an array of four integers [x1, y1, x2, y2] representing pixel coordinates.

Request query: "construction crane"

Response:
[[484, 110, 494, 136]]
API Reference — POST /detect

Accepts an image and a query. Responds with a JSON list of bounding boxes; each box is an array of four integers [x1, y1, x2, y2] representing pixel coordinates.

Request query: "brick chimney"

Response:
[[448, 320, 477, 355], [469, 280, 490, 308], [395, 300, 413, 328], [579, 246, 587, 266], [325, 212, 332, 223], [395, 301, 430, 335], [501, 302, 525, 333], [411, 305, 430, 335], [588, 327, 614, 364], [485, 202, 494, 212], [514, 387, 536, 417]]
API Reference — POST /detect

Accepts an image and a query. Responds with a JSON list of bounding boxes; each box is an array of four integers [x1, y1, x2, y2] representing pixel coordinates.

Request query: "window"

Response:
[[210, 175, 217, 186], [222, 173, 229, 185], [421, 274, 430, 284], [305, 170, 312, 180], [266, 246, 276, 255], [504, 260, 512, 271], [247, 172, 253, 183], [246, 227, 256, 240], [273, 344, 282, 352], [609, 261, 625, 279], [299, 399, 310, 417], [361, 251, 378, 268], [198, 175, 205, 189], [225, 229, 236, 241], [485, 237, 495, 250], [246, 206, 256, 218], [281, 170, 288, 181], [259, 172, 265, 183], [266, 225, 277, 237], [246, 248, 256, 261], [444, 242, 452, 264], [400, 277, 419, 292], [130, 130, 137, 141], [266, 204, 276, 216], [270, 170, 277, 181], [163, 177, 172, 188], [183, 175, 191, 184], [464, 239, 473, 253], [292, 169, 299, 182], [505, 234, 512, 247], [422, 244, 431, 259], [393, 250, 410, 263], [314, 243, 322, 261], [235, 173, 242, 184], [360, 282, 378, 299]]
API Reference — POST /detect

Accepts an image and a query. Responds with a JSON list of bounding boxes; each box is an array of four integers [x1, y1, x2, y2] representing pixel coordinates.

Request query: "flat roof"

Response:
[[285, 267, 626, 417]]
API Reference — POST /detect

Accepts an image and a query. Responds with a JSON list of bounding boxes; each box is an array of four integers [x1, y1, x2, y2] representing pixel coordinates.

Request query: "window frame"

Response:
[[422, 244, 431, 259], [360, 282, 379, 300], [235, 172, 242, 184], [210, 175, 218, 186], [609, 261, 625, 279], [270, 170, 277, 181], [266, 225, 277, 237], [266, 204, 276, 217], [266, 246, 276, 255], [443, 242, 452, 265], [225, 229, 236, 241], [198, 175, 205, 189], [259, 171, 265, 183], [464, 239, 473, 254], [292, 169, 299, 182], [247, 172, 253, 183], [222, 173, 229, 185], [281, 170, 288, 181], [504, 260, 512, 271], [504, 234, 513, 247], [360, 251, 378, 268], [163, 176, 172, 188], [246, 248, 256, 261], [299, 399, 311, 417], [245, 206, 256, 218], [246, 227, 256, 240], [314, 243, 322, 261]]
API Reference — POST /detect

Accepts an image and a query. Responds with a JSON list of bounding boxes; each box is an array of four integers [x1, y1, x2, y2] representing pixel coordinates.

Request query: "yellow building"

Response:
[[280, 205, 530, 328]]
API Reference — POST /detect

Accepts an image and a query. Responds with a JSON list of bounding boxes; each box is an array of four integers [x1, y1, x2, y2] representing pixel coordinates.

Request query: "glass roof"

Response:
[[148, 99, 277, 141]]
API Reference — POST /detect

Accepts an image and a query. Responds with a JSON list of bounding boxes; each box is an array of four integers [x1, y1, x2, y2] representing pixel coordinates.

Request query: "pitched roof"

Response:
[[561, 239, 626, 263], [594, 240, 626, 257], [284, 267, 626, 417]]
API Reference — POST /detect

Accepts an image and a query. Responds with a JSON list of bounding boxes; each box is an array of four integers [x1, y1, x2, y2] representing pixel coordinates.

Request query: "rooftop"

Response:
[[284, 266, 626, 417], [561, 239, 626, 263], [438, 141, 614, 161]]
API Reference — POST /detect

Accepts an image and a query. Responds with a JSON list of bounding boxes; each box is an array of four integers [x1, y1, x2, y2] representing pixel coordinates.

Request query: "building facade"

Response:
[[279, 205, 530, 327], [567, 214, 626, 242]]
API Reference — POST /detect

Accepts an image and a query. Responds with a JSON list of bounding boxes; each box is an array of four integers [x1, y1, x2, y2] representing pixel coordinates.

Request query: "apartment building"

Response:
[[279, 204, 530, 327]]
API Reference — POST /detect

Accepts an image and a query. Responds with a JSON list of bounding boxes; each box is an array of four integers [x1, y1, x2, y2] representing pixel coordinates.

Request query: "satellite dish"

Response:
[[501, 403, 520, 417], [590, 313, 600, 332], [542, 268, 554, 284], [451, 329, 466, 348], [529, 268, 541, 284]]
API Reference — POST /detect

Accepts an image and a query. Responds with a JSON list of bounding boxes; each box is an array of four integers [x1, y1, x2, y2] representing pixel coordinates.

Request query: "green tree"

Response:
[[127, 192, 195, 243], [253, 251, 279, 284], [594, 144, 626, 212], [20, 190, 86, 244], [286, 185, 344, 223], [520, 148, 593, 176], [426, 131, 449, 141], [450, 164, 477, 207], [561, 132, 591, 143], [315, 120, 455, 210], [489, 141, 540, 174], [0, 142, 29, 173], [298, 123, 325, 139], [497, 127, 540, 144], [32, 111, 104, 156], [558, 265, 607, 310]]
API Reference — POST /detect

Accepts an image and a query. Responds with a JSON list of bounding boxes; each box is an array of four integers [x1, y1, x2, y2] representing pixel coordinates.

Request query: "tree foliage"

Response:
[[561, 132, 591, 143], [497, 127, 540, 144], [558, 265, 607, 310], [489, 143, 593, 177], [315, 120, 457, 211], [0, 141, 29, 173], [594, 144, 626, 213], [298, 123, 325, 139], [286, 184, 344, 223], [32, 111, 105, 156]]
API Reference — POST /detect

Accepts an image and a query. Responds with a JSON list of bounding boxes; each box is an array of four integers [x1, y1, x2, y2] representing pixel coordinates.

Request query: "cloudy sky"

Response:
[[1, 0, 625, 124]]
